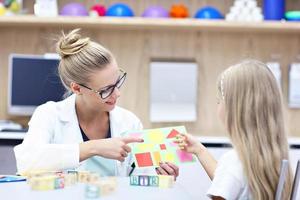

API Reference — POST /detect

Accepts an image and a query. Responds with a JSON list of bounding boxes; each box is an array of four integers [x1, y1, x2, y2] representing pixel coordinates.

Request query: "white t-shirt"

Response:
[[207, 150, 252, 200]]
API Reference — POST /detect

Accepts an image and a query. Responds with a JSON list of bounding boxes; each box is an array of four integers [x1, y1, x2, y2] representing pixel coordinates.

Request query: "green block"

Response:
[[130, 175, 139, 186]]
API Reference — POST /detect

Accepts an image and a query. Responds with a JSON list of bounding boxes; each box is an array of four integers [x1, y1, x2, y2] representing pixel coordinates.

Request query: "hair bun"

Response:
[[56, 29, 90, 58]]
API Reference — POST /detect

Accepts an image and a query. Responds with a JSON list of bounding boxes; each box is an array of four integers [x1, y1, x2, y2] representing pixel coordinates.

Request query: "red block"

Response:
[[167, 129, 179, 139], [135, 152, 153, 167], [160, 144, 166, 150]]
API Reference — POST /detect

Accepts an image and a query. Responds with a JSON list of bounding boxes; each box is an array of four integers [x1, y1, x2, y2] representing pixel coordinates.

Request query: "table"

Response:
[[0, 177, 196, 200]]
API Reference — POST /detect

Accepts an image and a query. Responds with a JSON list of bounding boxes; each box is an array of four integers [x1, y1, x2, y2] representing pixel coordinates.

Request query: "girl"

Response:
[[177, 60, 292, 199], [14, 29, 178, 178]]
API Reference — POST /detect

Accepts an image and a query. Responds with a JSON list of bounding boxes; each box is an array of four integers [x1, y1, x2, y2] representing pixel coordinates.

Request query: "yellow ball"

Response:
[[0, 6, 6, 16], [9, 1, 20, 13]]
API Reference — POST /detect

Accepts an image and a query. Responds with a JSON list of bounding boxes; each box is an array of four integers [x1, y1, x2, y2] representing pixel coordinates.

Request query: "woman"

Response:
[[14, 29, 179, 178]]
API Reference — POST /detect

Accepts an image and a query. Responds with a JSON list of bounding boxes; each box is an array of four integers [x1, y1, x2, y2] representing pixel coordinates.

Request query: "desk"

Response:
[[0, 177, 195, 200]]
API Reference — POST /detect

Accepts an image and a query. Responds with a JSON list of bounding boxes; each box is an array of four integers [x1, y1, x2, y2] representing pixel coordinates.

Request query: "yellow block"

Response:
[[153, 151, 162, 166], [147, 130, 165, 143], [158, 175, 174, 188], [30, 176, 56, 191], [164, 152, 176, 163], [135, 143, 156, 152]]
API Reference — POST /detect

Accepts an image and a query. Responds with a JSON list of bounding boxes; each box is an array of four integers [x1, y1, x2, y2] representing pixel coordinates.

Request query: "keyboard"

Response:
[[0, 128, 28, 132]]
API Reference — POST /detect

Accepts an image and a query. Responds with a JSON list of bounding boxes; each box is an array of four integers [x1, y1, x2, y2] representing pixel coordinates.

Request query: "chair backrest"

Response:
[[290, 160, 300, 200], [275, 159, 289, 200]]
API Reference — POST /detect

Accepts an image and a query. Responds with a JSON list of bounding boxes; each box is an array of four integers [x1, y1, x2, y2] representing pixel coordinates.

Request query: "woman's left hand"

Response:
[[155, 161, 179, 180]]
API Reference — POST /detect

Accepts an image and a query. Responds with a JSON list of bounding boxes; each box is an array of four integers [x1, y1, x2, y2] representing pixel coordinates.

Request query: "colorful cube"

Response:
[[139, 175, 149, 186], [158, 175, 174, 188], [130, 175, 139, 186], [149, 176, 159, 186]]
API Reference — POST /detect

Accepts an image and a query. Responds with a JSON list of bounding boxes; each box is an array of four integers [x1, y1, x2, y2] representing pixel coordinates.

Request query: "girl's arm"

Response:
[[176, 134, 217, 180]]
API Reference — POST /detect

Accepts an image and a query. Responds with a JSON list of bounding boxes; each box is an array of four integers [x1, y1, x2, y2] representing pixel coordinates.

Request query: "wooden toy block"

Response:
[[149, 175, 159, 186], [130, 175, 159, 187], [94, 177, 117, 196], [64, 173, 77, 186], [78, 171, 91, 183], [30, 175, 56, 191], [158, 175, 174, 188], [54, 176, 65, 189], [130, 175, 139, 186], [88, 173, 100, 183], [139, 175, 149, 186]]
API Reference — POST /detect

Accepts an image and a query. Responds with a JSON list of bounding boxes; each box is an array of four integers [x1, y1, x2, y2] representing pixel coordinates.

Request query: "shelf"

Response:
[[1, 15, 300, 33]]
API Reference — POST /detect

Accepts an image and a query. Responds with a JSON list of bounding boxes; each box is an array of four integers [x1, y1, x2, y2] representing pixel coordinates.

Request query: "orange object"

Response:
[[169, 4, 189, 18]]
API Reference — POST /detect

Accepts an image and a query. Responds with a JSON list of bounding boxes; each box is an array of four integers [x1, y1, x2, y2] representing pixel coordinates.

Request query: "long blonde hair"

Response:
[[218, 60, 292, 199], [56, 29, 114, 97]]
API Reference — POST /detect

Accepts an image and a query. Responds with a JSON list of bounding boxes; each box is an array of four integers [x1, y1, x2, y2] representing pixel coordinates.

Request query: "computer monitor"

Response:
[[8, 54, 65, 116]]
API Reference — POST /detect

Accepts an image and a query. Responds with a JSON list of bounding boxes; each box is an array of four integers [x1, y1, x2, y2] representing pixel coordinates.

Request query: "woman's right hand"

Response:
[[80, 137, 143, 162], [175, 133, 206, 156]]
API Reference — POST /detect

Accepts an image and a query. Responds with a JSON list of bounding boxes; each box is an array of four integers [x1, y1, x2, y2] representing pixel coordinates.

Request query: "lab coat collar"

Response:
[[57, 94, 120, 138]]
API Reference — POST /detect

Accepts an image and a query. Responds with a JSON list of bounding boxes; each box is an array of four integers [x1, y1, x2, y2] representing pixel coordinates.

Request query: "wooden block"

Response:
[[54, 176, 64, 189], [149, 176, 159, 186], [30, 176, 56, 191], [88, 173, 100, 183], [158, 175, 174, 188], [130, 175, 139, 186], [95, 177, 117, 196], [139, 175, 149, 186], [64, 173, 77, 186], [78, 171, 90, 183]]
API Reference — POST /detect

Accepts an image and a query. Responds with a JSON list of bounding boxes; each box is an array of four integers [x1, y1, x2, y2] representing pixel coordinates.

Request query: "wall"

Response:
[[1, 0, 300, 136]]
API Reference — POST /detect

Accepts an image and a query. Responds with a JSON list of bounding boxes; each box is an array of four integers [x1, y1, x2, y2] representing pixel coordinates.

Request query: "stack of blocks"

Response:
[[25, 169, 117, 198], [130, 175, 174, 188], [225, 0, 263, 21]]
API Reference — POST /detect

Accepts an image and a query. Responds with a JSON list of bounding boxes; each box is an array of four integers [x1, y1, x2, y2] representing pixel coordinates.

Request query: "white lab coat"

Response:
[[14, 94, 146, 176]]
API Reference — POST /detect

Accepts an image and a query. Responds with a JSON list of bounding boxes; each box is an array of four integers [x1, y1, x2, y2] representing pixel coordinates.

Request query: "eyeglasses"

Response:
[[79, 69, 127, 99]]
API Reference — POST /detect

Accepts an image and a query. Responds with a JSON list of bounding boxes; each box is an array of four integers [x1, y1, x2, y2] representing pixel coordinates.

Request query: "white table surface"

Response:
[[0, 177, 197, 200]]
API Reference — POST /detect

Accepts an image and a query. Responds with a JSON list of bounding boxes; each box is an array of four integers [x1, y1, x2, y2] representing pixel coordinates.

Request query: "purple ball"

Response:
[[60, 3, 88, 16], [142, 6, 169, 18]]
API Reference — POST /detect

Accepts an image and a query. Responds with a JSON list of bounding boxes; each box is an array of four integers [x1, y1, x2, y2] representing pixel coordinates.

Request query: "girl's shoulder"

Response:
[[217, 149, 244, 181]]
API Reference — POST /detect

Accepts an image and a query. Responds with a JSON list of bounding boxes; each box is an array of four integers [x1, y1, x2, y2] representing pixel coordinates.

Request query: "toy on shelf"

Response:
[[90, 4, 106, 17], [0, 0, 22, 16], [194, 6, 223, 19], [263, 0, 285, 21], [142, 6, 169, 18], [285, 11, 300, 21], [60, 2, 88, 16], [106, 3, 134, 17], [34, 0, 58, 17], [130, 175, 174, 188], [226, 0, 263, 22], [169, 4, 189, 18]]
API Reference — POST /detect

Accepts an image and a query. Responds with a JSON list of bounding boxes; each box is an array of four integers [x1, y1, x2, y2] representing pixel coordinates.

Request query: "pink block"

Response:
[[176, 150, 193, 162]]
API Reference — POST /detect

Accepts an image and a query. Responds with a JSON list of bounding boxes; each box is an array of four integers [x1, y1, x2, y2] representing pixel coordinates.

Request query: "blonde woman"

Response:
[[14, 29, 179, 178], [177, 60, 292, 199]]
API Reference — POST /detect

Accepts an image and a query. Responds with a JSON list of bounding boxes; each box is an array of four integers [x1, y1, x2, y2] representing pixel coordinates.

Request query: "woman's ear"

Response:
[[70, 82, 82, 95]]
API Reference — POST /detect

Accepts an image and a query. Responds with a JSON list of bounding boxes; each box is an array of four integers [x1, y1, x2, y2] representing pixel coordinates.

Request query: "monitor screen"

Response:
[[8, 54, 65, 116]]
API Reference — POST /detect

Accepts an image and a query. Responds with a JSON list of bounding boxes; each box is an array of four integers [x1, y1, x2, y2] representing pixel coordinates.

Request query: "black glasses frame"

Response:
[[79, 69, 127, 99]]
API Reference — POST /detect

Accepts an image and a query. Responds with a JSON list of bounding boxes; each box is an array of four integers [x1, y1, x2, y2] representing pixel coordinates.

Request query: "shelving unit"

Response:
[[1, 0, 300, 137], [0, 15, 300, 33]]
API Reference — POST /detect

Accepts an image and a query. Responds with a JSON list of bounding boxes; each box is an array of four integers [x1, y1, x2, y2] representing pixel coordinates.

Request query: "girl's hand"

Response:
[[155, 161, 179, 180], [175, 133, 206, 156]]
